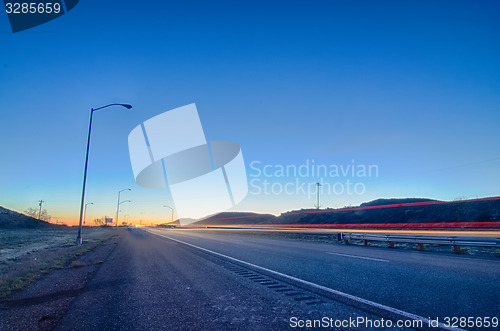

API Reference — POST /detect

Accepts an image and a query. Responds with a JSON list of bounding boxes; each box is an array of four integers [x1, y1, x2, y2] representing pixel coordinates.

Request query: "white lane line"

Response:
[[143, 228, 463, 331], [326, 252, 390, 263]]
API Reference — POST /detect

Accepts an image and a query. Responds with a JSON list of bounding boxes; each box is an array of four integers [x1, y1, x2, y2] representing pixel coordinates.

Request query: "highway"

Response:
[[183, 226, 500, 238], [54, 228, 379, 330], [55, 228, 499, 330]]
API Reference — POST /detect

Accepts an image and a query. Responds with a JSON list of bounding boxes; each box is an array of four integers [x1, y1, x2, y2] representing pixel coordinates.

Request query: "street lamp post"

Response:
[[163, 205, 174, 224], [83, 202, 93, 225], [76, 103, 132, 245], [116, 189, 131, 227]]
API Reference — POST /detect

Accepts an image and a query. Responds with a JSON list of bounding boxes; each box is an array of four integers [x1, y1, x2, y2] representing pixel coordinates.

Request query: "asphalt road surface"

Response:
[[55, 228, 381, 330], [54, 228, 499, 330]]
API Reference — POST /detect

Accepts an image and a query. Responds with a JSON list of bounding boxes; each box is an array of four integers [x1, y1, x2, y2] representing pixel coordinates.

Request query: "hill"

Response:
[[194, 212, 276, 226], [192, 197, 500, 226], [359, 198, 437, 207], [0, 206, 58, 229]]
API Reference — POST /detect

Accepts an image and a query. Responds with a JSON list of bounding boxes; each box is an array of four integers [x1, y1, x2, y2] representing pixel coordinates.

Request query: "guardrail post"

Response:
[[325, 233, 498, 251]]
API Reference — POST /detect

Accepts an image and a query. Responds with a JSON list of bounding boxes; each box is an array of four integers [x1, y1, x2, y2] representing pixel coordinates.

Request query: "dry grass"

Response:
[[0, 227, 116, 300]]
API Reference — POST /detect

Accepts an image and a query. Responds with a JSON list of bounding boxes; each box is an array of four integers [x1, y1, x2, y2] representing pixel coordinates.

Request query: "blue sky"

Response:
[[1, 1, 499, 224]]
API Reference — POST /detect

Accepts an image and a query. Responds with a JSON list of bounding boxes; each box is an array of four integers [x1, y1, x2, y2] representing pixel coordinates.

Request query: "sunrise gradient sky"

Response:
[[1, 1, 499, 225]]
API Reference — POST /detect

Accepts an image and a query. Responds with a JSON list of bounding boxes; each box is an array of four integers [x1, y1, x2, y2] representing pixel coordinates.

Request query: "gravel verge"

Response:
[[0, 228, 121, 331]]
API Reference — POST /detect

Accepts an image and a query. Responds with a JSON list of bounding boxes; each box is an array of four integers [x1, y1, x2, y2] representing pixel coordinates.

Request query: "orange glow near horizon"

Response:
[[8, 195, 500, 228], [166, 227, 500, 238], [41, 214, 165, 227]]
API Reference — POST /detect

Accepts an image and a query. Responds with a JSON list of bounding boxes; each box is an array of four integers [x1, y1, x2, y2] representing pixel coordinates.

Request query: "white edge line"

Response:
[[143, 228, 465, 331], [326, 252, 390, 263]]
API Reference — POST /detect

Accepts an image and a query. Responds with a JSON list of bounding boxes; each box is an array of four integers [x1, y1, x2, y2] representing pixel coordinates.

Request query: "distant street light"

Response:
[[83, 202, 93, 225], [163, 205, 174, 223], [76, 103, 132, 245], [116, 188, 131, 227]]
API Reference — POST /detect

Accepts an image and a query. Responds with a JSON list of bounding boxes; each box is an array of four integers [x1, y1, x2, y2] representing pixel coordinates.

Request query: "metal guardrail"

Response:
[[341, 233, 500, 252]]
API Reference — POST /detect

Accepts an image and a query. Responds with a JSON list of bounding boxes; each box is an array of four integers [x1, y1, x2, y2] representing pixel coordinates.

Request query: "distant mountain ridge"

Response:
[[192, 197, 500, 226], [359, 198, 437, 207], [0, 206, 57, 229], [193, 212, 277, 226]]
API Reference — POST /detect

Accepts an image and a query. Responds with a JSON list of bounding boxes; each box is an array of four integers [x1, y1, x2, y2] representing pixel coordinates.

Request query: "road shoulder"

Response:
[[0, 231, 121, 331]]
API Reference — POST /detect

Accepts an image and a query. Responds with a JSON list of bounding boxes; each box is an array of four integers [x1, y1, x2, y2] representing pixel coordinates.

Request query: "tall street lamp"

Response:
[[123, 214, 130, 226], [76, 103, 132, 245], [116, 188, 131, 227], [163, 205, 174, 224], [117, 201, 131, 226], [83, 202, 93, 225]]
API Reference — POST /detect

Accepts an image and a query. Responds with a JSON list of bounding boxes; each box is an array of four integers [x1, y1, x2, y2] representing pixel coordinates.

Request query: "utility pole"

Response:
[[38, 200, 44, 219], [315, 182, 321, 209]]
